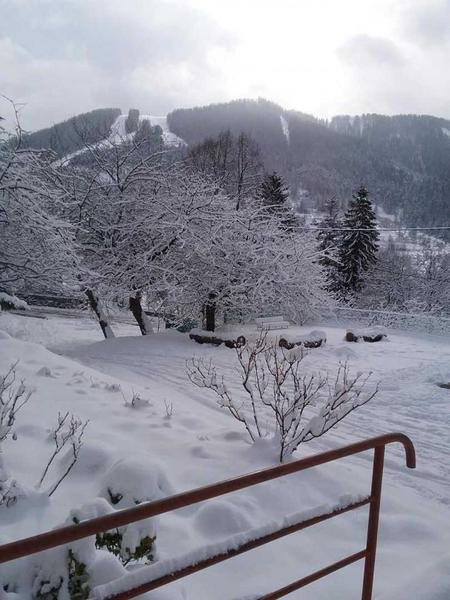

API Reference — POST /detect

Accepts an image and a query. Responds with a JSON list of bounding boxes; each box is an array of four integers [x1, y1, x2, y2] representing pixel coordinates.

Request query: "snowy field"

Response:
[[0, 311, 449, 599]]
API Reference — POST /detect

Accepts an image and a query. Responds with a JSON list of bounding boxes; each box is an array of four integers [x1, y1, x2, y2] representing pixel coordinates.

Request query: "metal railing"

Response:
[[319, 305, 450, 336], [0, 433, 416, 600]]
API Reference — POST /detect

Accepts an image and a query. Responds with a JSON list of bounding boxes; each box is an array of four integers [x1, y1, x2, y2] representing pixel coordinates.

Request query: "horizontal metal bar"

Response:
[[258, 549, 367, 599], [101, 497, 371, 600], [0, 433, 415, 564]]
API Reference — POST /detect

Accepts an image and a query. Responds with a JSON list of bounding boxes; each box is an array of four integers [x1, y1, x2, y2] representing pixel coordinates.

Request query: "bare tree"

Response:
[[188, 333, 377, 461]]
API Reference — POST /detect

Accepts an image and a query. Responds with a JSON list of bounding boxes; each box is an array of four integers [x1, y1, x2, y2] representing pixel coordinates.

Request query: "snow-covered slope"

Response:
[[109, 114, 185, 147], [1, 311, 450, 598], [280, 115, 290, 144], [54, 113, 185, 166]]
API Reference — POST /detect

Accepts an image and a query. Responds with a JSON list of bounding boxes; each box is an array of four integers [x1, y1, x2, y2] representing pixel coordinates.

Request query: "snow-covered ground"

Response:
[[0, 311, 449, 599], [109, 114, 185, 147]]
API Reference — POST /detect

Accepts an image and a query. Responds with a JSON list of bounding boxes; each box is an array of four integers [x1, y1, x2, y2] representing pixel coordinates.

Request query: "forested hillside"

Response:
[[22, 107, 121, 157], [168, 99, 450, 238], [19, 99, 450, 240]]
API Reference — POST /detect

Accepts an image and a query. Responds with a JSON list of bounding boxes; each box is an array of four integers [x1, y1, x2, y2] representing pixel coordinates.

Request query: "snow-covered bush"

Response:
[[0, 292, 28, 311], [24, 528, 95, 600], [99, 458, 174, 509], [21, 491, 160, 599], [69, 497, 156, 569], [187, 332, 378, 462]]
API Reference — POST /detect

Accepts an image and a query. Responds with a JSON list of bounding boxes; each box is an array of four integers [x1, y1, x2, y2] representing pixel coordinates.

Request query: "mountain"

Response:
[[168, 99, 450, 239], [22, 99, 450, 240]]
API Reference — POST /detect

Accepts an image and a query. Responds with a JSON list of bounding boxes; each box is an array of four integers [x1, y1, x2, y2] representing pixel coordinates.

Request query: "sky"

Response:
[[1, 0, 450, 131]]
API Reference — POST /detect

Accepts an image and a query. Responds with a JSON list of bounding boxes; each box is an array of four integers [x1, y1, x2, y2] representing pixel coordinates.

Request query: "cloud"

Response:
[[0, 0, 234, 130], [401, 0, 450, 46], [337, 35, 404, 68], [1, 0, 450, 128], [335, 27, 450, 118]]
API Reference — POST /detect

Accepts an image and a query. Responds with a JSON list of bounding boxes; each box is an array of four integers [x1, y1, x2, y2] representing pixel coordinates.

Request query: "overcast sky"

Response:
[[1, 0, 449, 130]]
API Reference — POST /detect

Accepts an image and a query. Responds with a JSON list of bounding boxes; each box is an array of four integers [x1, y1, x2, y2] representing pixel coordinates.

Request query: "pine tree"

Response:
[[260, 172, 296, 230], [338, 186, 379, 297]]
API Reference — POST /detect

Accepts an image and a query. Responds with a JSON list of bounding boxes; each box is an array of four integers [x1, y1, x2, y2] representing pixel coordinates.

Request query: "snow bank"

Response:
[[0, 292, 28, 311], [99, 459, 175, 509]]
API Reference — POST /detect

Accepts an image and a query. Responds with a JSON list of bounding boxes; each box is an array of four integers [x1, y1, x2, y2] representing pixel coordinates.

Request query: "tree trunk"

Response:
[[129, 292, 153, 335], [85, 289, 115, 339], [204, 293, 217, 332]]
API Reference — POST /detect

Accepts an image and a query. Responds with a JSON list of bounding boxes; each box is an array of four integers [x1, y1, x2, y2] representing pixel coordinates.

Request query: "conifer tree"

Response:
[[337, 186, 379, 297], [260, 172, 296, 230]]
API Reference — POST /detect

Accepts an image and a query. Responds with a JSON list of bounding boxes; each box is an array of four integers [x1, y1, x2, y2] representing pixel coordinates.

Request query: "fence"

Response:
[[320, 305, 450, 336], [0, 433, 416, 600]]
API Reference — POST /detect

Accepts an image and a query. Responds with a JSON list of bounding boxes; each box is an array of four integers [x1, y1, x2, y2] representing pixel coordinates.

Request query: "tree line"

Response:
[[1, 101, 449, 337]]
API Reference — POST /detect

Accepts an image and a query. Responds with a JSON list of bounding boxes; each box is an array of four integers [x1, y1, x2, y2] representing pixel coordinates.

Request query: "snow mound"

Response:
[[346, 326, 387, 342], [69, 442, 112, 476], [281, 329, 326, 344], [99, 459, 175, 509], [194, 500, 254, 537], [36, 366, 53, 377]]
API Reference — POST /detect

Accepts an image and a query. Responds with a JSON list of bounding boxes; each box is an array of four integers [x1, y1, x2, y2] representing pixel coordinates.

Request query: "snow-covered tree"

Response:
[[170, 201, 328, 330], [0, 101, 79, 296], [337, 186, 379, 298], [189, 130, 264, 210], [315, 196, 342, 292], [412, 241, 450, 315], [63, 131, 220, 336]]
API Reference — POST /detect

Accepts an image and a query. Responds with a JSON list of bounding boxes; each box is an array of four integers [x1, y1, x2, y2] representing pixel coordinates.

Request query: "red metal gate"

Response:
[[0, 432, 415, 599]]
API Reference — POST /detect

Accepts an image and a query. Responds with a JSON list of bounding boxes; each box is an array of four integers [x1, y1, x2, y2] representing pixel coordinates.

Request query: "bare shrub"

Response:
[[39, 412, 89, 496], [0, 362, 32, 442], [187, 332, 378, 461], [0, 363, 32, 506]]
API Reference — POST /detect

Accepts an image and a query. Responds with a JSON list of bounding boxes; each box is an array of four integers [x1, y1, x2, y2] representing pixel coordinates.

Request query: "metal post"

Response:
[[361, 445, 385, 600]]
